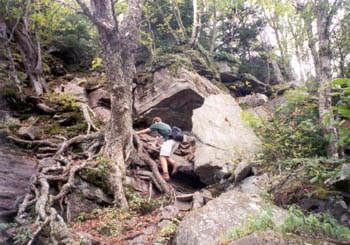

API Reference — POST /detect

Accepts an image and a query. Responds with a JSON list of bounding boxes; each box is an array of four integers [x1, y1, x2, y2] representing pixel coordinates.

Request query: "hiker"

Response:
[[136, 117, 181, 181]]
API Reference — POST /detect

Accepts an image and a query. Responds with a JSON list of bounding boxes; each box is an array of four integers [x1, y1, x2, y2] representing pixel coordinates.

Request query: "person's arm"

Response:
[[136, 128, 152, 135]]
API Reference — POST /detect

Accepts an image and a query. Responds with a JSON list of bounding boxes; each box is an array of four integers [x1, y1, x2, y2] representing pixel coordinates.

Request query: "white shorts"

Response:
[[160, 139, 179, 157]]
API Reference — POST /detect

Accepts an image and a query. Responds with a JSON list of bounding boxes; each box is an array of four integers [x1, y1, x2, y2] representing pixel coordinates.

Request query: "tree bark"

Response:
[[209, 0, 217, 55], [261, 6, 294, 82], [171, 0, 187, 42], [0, 18, 23, 95], [157, 3, 180, 45], [190, 0, 200, 47], [76, 0, 144, 209], [14, 21, 48, 96], [0, 0, 48, 96], [305, 15, 321, 81], [316, 0, 338, 157]]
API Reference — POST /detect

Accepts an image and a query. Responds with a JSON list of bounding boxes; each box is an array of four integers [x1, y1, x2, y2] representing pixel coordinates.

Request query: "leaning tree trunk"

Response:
[[76, 0, 144, 209], [0, 18, 23, 95], [316, 0, 338, 157], [12, 21, 48, 96]]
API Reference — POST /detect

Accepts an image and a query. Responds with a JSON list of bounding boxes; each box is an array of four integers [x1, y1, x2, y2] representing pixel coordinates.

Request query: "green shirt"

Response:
[[150, 122, 171, 140]]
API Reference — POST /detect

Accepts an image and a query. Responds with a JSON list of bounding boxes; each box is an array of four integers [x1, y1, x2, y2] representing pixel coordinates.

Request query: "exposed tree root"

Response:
[[55, 131, 104, 157], [27, 216, 50, 245], [133, 134, 170, 193], [81, 103, 99, 134], [13, 128, 187, 243], [7, 135, 59, 148]]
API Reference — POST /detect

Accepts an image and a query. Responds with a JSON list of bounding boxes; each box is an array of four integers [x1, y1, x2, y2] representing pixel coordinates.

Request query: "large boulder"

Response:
[[192, 94, 261, 184], [54, 78, 88, 103], [216, 61, 240, 83], [173, 190, 287, 245], [223, 73, 269, 95], [133, 67, 221, 130], [0, 147, 36, 222], [237, 93, 268, 107]]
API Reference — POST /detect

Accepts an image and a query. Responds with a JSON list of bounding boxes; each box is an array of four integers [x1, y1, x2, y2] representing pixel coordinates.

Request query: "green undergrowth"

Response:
[[221, 205, 350, 244], [145, 48, 220, 82], [242, 88, 327, 162], [125, 186, 164, 215], [272, 157, 344, 185]]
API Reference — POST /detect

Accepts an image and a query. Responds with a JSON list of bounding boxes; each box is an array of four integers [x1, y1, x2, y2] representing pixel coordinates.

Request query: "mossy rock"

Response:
[[79, 167, 112, 195], [214, 51, 241, 65], [150, 53, 192, 72], [311, 186, 340, 200]]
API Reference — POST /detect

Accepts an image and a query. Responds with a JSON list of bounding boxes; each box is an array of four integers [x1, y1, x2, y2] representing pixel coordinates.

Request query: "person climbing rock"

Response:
[[136, 117, 181, 181]]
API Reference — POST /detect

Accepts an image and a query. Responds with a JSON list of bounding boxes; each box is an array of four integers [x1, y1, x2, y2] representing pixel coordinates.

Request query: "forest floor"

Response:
[[70, 193, 189, 244]]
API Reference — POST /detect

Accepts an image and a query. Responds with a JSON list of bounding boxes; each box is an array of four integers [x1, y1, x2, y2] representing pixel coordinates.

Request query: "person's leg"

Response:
[[159, 155, 169, 179], [167, 157, 180, 175], [168, 140, 180, 175], [160, 140, 172, 180]]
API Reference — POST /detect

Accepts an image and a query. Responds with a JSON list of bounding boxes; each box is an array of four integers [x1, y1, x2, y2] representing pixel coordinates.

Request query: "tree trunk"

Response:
[[305, 16, 321, 81], [13, 20, 48, 96], [76, 0, 144, 209], [157, 3, 180, 45], [316, 0, 338, 157], [171, 0, 187, 42], [0, 18, 23, 95], [2, 2, 48, 97], [339, 47, 345, 78], [209, 0, 217, 55], [190, 0, 202, 47], [295, 45, 306, 81]]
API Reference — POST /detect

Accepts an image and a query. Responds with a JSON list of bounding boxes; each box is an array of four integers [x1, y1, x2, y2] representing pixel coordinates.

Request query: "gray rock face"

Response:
[[216, 61, 239, 83], [134, 65, 261, 185], [54, 78, 88, 103], [173, 190, 287, 245], [233, 174, 270, 195], [161, 205, 179, 220], [0, 147, 36, 221], [234, 161, 252, 186], [192, 191, 204, 209], [66, 192, 101, 221], [74, 177, 113, 205], [134, 67, 221, 130], [0, 111, 20, 126], [17, 125, 41, 140], [237, 93, 268, 107], [87, 88, 111, 122], [192, 94, 261, 184]]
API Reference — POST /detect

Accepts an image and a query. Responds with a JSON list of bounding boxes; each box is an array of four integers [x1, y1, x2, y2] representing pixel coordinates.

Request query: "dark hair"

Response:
[[152, 117, 162, 124]]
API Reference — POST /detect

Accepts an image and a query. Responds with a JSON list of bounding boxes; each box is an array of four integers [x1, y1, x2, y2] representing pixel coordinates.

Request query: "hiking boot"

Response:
[[171, 163, 180, 175], [162, 172, 170, 181]]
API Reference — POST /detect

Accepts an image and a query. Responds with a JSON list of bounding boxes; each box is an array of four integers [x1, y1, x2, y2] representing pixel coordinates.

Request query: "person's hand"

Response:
[[136, 128, 151, 135]]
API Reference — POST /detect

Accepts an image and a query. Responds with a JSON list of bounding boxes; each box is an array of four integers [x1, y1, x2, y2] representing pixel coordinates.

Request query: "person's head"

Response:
[[152, 117, 162, 124]]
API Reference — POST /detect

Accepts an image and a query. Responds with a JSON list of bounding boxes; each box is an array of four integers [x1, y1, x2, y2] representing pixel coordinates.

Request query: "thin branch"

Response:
[[56, 0, 81, 12]]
